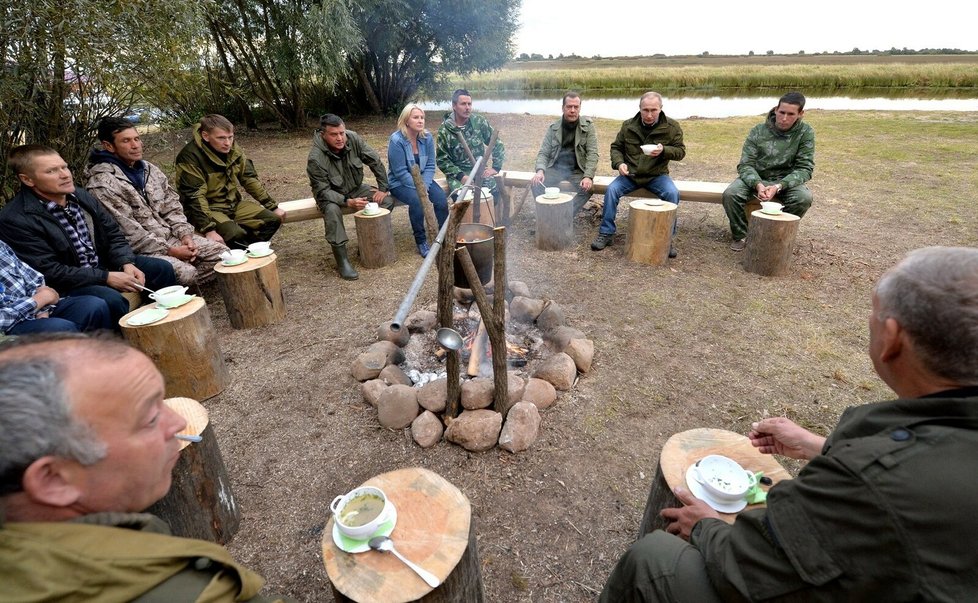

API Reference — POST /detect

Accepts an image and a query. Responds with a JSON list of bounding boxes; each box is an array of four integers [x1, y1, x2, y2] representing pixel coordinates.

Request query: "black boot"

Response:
[[331, 244, 359, 280]]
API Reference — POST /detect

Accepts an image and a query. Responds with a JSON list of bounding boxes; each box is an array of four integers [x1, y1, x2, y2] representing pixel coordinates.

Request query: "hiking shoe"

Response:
[[730, 238, 747, 252], [668, 245, 677, 259], [417, 241, 431, 258], [591, 233, 613, 251]]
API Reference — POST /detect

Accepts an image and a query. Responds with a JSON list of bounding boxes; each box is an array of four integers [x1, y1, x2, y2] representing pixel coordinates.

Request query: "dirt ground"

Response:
[[143, 108, 978, 602]]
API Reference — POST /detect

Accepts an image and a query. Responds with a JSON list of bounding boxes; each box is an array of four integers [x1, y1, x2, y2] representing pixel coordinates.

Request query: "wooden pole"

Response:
[[411, 164, 439, 244], [455, 246, 507, 414], [511, 182, 533, 219], [439, 199, 472, 419], [491, 226, 507, 410]]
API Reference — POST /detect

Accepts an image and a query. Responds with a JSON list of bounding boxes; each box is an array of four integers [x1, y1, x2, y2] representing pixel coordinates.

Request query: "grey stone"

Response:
[[366, 340, 405, 366], [461, 377, 494, 410], [377, 384, 420, 429], [523, 378, 558, 410], [532, 352, 577, 391], [379, 365, 413, 386], [498, 372, 525, 417], [565, 338, 595, 373], [445, 409, 502, 452], [536, 301, 566, 331], [545, 325, 586, 351], [351, 351, 387, 381], [404, 310, 438, 333], [417, 379, 448, 413], [510, 296, 544, 323], [377, 321, 411, 347], [498, 402, 541, 453], [508, 280, 531, 299], [361, 379, 388, 407], [411, 411, 444, 448]]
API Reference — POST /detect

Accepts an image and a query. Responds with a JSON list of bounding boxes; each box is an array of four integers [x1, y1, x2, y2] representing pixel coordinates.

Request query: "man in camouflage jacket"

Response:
[[723, 91, 815, 250], [85, 118, 228, 285], [435, 89, 505, 195]]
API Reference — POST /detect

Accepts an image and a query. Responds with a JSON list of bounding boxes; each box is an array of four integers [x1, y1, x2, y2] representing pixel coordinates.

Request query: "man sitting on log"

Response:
[[0, 145, 176, 325], [592, 91, 685, 258], [436, 89, 506, 196], [599, 245, 978, 602], [306, 113, 395, 281], [530, 91, 599, 216], [0, 334, 294, 602], [723, 91, 815, 252], [86, 117, 228, 285], [175, 114, 286, 249]]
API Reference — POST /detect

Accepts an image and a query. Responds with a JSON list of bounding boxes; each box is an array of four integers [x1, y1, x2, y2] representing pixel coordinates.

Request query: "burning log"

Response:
[[467, 318, 489, 377]]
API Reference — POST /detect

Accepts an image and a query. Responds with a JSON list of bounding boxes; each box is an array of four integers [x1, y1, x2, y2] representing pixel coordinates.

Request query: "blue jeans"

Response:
[[7, 295, 113, 335], [390, 182, 449, 245], [601, 174, 680, 235], [70, 255, 176, 325]]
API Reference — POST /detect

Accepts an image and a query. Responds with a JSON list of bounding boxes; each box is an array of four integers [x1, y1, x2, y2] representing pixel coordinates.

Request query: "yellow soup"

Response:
[[340, 493, 385, 527]]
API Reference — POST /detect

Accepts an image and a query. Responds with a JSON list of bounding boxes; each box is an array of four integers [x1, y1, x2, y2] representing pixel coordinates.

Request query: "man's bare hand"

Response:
[[205, 231, 225, 245], [580, 177, 593, 192], [370, 190, 387, 204], [32, 285, 60, 308], [618, 164, 630, 177], [182, 235, 198, 252], [274, 207, 287, 219], [756, 183, 780, 201], [168, 245, 197, 261], [483, 167, 498, 179], [660, 486, 721, 541], [106, 271, 141, 292], [749, 417, 825, 460], [531, 170, 545, 186], [347, 197, 368, 210], [122, 263, 145, 285]]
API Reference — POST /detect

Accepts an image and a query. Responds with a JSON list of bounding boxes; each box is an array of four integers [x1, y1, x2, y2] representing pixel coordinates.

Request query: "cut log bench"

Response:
[[743, 210, 801, 277], [534, 193, 575, 250], [637, 428, 792, 538], [146, 397, 240, 544], [213, 253, 286, 329], [119, 297, 230, 400], [353, 208, 397, 268], [626, 200, 677, 266], [322, 467, 484, 603]]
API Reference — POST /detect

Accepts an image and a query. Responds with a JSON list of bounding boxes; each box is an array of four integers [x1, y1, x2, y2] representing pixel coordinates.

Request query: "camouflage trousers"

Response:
[[152, 233, 228, 285], [722, 178, 812, 241], [210, 198, 282, 247]]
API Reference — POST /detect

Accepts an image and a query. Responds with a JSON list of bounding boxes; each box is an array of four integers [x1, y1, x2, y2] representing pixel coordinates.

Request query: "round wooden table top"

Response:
[[213, 253, 277, 274], [750, 209, 800, 222], [535, 192, 573, 205], [164, 396, 209, 451], [629, 199, 678, 212], [118, 296, 205, 329], [661, 428, 793, 523], [322, 467, 471, 603]]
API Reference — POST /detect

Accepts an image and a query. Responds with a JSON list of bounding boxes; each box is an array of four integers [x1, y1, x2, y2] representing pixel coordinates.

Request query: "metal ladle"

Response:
[[436, 327, 463, 351], [368, 536, 440, 588]]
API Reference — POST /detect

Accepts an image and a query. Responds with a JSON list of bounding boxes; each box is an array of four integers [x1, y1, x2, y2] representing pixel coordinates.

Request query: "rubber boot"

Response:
[[331, 244, 359, 280]]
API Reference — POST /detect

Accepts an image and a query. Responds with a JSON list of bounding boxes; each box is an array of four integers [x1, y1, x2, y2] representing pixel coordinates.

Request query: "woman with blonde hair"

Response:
[[387, 103, 448, 257]]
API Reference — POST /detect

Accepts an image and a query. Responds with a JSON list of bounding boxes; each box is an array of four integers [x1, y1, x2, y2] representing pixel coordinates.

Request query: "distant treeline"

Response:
[[515, 48, 978, 61]]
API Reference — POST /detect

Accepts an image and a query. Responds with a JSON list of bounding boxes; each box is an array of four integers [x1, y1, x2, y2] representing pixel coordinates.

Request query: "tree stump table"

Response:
[[354, 209, 397, 269], [637, 428, 792, 538], [214, 254, 286, 328], [119, 297, 229, 400], [743, 210, 801, 277], [626, 199, 677, 266], [322, 467, 484, 603], [534, 193, 575, 250], [146, 397, 240, 544]]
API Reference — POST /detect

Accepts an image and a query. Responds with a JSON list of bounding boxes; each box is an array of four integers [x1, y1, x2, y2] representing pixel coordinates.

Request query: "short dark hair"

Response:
[[562, 91, 581, 107], [779, 91, 806, 111], [8, 144, 60, 176], [319, 113, 344, 129], [199, 114, 234, 133], [97, 117, 138, 144], [452, 89, 471, 105]]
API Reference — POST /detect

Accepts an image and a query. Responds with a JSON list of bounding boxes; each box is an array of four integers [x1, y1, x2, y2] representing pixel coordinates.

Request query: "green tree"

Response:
[[340, 0, 519, 115], [1, 0, 204, 202]]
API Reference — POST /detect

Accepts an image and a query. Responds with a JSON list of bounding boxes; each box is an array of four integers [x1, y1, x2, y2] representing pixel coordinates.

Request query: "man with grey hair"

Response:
[[0, 334, 293, 602], [593, 91, 685, 257], [600, 246, 978, 601]]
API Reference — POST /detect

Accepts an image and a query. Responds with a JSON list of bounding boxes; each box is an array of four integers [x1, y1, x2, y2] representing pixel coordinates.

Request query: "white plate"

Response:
[[760, 209, 783, 215], [246, 249, 274, 258], [126, 307, 169, 326], [685, 464, 748, 513], [361, 209, 380, 216], [221, 257, 248, 266], [331, 504, 398, 553], [644, 199, 665, 207], [156, 294, 195, 309]]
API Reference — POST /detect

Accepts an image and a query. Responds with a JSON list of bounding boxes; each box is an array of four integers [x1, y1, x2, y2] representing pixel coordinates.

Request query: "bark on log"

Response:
[[625, 200, 677, 265], [743, 210, 801, 277], [324, 467, 484, 603], [214, 254, 286, 329], [119, 298, 229, 400], [411, 164, 439, 244], [455, 247, 507, 414], [439, 200, 472, 418], [147, 397, 240, 544], [535, 193, 575, 251], [354, 208, 397, 269]]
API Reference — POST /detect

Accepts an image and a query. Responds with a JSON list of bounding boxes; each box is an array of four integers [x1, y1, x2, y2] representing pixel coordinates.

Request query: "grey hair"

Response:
[[0, 358, 106, 496], [875, 246, 978, 383], [640, 91, 663, 105]]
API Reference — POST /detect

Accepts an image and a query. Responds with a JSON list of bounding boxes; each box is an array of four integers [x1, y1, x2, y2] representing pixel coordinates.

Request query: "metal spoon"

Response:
[[368, 536, 440, 588], [436, 327, 463, 351], [133, 283, 156, 295]]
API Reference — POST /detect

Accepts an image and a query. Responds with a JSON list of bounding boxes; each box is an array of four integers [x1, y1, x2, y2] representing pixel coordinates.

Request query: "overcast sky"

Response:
[[516, 0, 976, 57]]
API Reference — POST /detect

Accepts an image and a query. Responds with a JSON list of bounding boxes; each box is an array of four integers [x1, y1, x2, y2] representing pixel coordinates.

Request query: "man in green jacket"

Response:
[[592, 92, 685, 257], [530, 91, 599, 215], [306, 113, 394, 281], [599, 245, 978, 602], [723, 91, 815, 251], [175, 114, 286, 248], [0, 334, 293, 602], [436, 89, 506, 195]]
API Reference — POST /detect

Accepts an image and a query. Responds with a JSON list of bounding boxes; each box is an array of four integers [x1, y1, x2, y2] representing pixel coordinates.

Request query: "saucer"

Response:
[[543, 193, 560, 200], [331, 505, 398, 553], [685, 464, 748, 513], [246, 249, 274, 258], [361, 208, 381, 216], [221, 256, 248, 266], [760, 208, 783, 215], [126, 307, 169, 326], [644, 199, 665, 207], [156, 294, 195, 309]]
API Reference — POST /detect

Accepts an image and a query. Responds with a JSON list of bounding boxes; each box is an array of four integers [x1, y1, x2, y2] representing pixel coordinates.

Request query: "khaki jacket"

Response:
[[534, 117, 599, 179], [609, 111, 685, 186], [306, 130, 388, 210]]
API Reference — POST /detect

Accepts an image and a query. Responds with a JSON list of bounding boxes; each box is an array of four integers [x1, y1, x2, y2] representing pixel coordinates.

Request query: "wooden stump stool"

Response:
[[120, 297, 229, 400], [626, 199, 677, 266], [637, 428, 792, 538], [323, 467, 484, 603], [354, 209, 397, 269], [534, 193, 574, 250], [743, 210, 801, 277], [214, 254, 286, 329], [146, 397, 240, 544]]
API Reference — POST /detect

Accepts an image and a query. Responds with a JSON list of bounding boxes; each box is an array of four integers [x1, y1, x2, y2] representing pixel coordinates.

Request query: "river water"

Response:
[[420, 92, 978, 120]]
